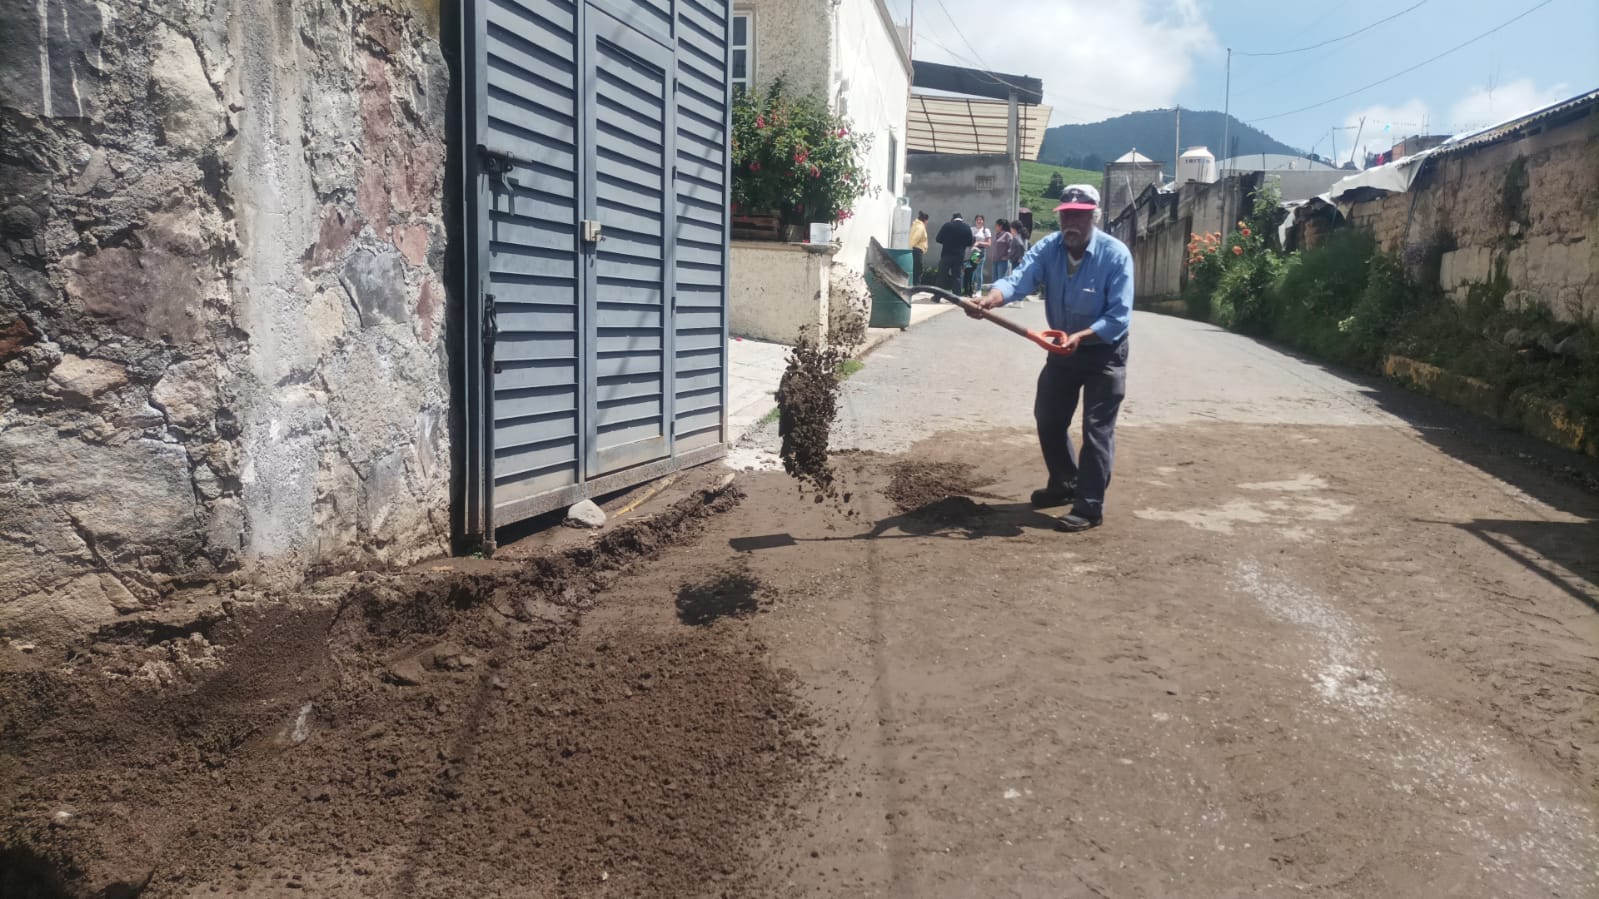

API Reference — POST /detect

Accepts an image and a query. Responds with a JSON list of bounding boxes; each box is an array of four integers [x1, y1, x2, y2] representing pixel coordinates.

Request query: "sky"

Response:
[[882, 0, 1599, 165]]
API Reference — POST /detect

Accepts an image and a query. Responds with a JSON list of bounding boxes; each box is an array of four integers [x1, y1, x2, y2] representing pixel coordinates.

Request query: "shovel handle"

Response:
[[911, 286, 1076, 356]]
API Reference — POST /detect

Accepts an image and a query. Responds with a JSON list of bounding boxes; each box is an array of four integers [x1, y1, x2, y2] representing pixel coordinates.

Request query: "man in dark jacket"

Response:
[[935, 213, 974, 294]]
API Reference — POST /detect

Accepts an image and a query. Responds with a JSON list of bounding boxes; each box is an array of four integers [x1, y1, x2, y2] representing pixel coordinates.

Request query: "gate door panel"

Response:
[[582, 6, 675, 476]]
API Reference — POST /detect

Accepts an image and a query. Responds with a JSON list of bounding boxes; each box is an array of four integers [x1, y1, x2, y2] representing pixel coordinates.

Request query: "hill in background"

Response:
[[1040, 109, 1307, 174], [1017, 161, 1100, 234]]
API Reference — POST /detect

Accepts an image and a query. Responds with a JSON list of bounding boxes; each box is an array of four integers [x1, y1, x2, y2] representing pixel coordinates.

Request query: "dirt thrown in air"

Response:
[[776, 324, 862, 502]]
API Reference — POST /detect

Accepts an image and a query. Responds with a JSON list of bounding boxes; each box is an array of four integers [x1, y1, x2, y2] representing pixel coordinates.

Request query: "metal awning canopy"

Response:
[[905, 94, 1051, 159], [911, 59, 1043, 105]]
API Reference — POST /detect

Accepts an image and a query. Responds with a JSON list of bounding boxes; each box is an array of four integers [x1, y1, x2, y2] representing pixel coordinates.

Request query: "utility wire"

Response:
[[915, 32, 1146, 119], [1246, 0, 1556, 123], [1234, 0, 1429, 57]]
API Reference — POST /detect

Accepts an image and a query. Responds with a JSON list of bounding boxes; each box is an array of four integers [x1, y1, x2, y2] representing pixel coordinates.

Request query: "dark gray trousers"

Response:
[[1033, 337, 1129, 520]]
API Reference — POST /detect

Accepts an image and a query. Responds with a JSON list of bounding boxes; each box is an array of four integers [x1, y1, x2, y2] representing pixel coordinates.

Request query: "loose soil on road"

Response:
[[4, 422, 1597, 897]]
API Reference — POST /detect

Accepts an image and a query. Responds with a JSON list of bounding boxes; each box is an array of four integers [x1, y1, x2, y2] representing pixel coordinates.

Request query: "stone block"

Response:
[[150, 25, 226, 153], [48, 354, 127, 400], [0, 573, 133, 644], [394, 222, 429, 267], [565, 499, 606, 529], [340, 248, 408, 326], [63, 224, 212, 344], [151, 359, 218, 428]]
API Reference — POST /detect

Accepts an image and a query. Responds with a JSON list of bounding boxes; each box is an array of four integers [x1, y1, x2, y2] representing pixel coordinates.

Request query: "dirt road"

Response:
[[4, 309, 1596, 897], [734, 307, 1599, 895]]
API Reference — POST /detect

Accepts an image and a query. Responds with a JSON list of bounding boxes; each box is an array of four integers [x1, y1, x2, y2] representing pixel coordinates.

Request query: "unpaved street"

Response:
[[727, 306, 1599, 896], [4, 309, 1597, 897]]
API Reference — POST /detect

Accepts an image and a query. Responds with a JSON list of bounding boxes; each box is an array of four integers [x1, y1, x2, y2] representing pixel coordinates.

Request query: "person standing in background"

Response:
[[935, 213, 974, 293], [970, 214, 993, 293], [1008, 220, 1029, 300], [991, 218, 1017, 282], [909, 211, 929, 286]]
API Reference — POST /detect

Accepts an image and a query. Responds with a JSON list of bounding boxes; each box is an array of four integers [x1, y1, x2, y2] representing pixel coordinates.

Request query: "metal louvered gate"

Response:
[[461, 0, 731, 548]]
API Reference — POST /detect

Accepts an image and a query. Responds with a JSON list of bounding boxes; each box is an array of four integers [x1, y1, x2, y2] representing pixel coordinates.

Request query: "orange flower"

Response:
[[1237, 221, 1246, 230], [1232, 245, 1243, 256], [1241, 228, 1252, 238]]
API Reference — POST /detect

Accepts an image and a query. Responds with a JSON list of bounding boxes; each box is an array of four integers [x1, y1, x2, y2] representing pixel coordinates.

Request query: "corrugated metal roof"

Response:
[[905, 94, 1052, 159], [1433, 88, 1599, 157]]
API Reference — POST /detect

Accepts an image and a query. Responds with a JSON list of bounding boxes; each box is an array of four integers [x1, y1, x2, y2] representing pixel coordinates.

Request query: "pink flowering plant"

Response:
[[730, 80, 873, 226]]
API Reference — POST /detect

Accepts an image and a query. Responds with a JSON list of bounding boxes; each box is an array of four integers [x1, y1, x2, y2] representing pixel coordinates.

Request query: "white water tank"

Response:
[[890, 196, 913, 247], [1179, 147, 1217, 184]]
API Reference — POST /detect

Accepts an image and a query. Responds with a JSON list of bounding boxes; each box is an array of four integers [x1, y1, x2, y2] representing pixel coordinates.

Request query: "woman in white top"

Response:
[[969, 215, 993, 295]]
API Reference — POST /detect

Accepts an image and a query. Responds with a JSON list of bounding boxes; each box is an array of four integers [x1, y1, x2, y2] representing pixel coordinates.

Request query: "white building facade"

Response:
[[732, 0, 911, 272]]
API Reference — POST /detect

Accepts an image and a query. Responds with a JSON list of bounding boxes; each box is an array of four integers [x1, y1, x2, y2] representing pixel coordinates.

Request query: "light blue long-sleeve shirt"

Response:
[[992, 229, 1135, 344]]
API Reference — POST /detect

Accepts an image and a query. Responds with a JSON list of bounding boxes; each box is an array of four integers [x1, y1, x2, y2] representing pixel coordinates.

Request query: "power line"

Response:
[[1234, 0, 1429, 57], [915, 32, 1146, 120], [1245, 0, 1556, 124], [929, 0, 998, 73]]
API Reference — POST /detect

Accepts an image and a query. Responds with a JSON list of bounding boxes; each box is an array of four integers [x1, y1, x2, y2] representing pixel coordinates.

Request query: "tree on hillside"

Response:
[[1082, 153, 1104, 173], [1044, 171, 1064, 199]]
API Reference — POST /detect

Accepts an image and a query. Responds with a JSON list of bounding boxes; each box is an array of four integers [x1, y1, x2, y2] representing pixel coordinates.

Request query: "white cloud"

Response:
[[1343, 99, 1429, 164], [1447, 78, 1571, 132], [908, 0, 1217, 125]]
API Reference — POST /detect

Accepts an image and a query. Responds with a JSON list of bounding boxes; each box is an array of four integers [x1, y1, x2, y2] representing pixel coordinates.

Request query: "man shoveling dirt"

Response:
[[969, 184, 1134, 533]]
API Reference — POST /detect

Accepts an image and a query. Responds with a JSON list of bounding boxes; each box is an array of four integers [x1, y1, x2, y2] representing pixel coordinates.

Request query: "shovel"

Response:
[[866, 238, 1073, 356]]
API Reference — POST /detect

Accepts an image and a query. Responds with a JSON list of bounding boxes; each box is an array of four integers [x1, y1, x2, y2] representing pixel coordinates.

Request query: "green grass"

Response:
[[1018, 160, 1102, 196], [1018, 161, 1102, 234]]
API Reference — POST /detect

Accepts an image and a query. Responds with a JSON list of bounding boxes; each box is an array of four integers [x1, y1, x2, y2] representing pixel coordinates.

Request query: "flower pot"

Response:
[[731, 212, 780, 241]]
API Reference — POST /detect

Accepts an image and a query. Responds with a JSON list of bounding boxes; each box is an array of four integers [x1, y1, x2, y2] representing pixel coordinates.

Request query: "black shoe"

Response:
[[1030, 484, 1074, 508], [1055, 512, 1102, 532]]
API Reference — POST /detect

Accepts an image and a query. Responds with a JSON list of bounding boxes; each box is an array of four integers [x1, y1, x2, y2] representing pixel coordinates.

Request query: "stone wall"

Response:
[[0, 0, 453, 643], [1342, 108, 1598, 321]]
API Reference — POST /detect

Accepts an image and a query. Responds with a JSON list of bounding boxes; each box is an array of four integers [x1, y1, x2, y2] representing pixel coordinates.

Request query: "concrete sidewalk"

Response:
[[725, 300, 960, 442]]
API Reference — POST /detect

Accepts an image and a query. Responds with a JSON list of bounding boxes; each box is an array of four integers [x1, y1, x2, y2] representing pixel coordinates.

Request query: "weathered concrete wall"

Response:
[[906, 153, 1017, 234], [1103, 161, 1164, 223], [1344, 109, 1598, 321], [735, 0, 831, 97], [0, 0, 452, 643], [729, 242, 834, 344], [1110, 175, 1258, 300]]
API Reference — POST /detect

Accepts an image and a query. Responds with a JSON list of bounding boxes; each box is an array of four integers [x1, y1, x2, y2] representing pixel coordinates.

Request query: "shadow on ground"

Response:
[[1238, 335, 1599, 611]]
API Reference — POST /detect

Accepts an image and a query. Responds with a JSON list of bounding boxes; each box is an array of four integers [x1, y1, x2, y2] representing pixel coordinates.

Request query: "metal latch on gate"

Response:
[[580, 219, 603, 244], [476, 144, 518, 188], [483, 293, 501, 374]]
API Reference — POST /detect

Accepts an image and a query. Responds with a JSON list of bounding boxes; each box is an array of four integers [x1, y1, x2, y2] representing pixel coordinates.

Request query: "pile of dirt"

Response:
[[883, 460, 996, 519], [0, 478, 817, 897]]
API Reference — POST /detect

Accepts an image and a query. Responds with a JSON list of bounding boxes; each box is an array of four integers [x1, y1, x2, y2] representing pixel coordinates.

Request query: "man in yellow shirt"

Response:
[[908, 211, 929, 285]]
